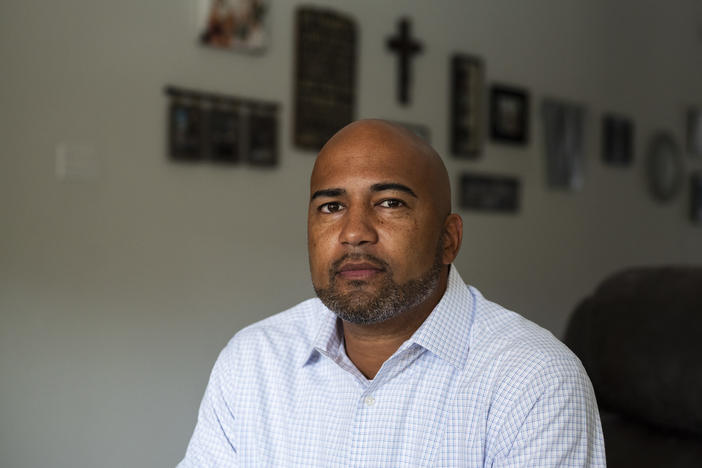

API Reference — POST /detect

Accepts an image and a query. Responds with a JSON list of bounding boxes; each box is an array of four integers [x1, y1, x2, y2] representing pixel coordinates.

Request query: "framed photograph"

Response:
[[198, 0, 268, 53], [247, 105, 278, 167], [169, 98, 203, 160], [602, 114, 634, 166], [489, 84, 529, 144], [459, 172, 520, 213], [451, 54, 484, 157], [686, 108, 702, 157], [208, 104, 242, 163], [542, 99, 586, 190], [691, 172, 702, 223]]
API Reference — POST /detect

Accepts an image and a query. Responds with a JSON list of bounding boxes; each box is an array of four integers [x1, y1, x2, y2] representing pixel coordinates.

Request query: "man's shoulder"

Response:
[[215, 298, 325, 373], [468, 287, 585, 380]]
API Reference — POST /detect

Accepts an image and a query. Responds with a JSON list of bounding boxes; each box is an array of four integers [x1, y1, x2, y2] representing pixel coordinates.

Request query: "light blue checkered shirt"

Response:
[[179, 267, 605, 467]]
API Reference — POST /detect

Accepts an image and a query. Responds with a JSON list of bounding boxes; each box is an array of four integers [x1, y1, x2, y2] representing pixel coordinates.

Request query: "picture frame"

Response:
[[542, 99, 586, 190], [602, 114, 634, 166], [450, 54, 484, 156], [489, 84, 529, 144], [198, 0, 269, 53], [293, 7, 357, 150], [459, 172, 520, 213], [165, 86, 279, 167]]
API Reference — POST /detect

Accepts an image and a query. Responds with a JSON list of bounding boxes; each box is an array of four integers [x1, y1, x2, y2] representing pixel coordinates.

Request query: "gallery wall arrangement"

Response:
[[169, 0, 702, 223]]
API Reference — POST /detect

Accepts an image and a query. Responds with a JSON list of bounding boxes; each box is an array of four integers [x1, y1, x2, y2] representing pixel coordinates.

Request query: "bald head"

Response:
[[312, 119, 452, 217], [307, 119, 463, 331]]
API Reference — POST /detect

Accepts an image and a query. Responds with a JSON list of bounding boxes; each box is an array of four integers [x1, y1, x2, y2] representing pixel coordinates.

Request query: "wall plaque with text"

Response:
[[294, 7, 357, 150]]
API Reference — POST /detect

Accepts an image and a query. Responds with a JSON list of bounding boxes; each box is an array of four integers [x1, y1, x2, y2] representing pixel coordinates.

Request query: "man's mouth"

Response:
[[336, 262, 385, 280]]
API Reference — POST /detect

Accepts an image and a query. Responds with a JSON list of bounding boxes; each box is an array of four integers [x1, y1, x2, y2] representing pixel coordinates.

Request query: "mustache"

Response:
[[330, 253, 390, 274]]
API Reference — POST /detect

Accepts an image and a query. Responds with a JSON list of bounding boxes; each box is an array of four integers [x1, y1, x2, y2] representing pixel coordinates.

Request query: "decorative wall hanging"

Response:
[[293, 7, 357, 150], [459, 172, 520, 213], [489, 84, 529, 144], [691, 172, 702, 223], [198, 0, 269, 53], [450, 54, 484, 157], [686, 108, 702, 156], [386, 17, 423, 105], [165, 86, 278, 166], [646, 132, 684, 203], [602, 114, 634, 166], [542, 99, 586, 190]]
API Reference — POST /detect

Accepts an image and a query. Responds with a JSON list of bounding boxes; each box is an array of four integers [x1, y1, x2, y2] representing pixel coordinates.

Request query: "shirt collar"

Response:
[[304, 266, 475, 371], [406, 266, 474, 370]]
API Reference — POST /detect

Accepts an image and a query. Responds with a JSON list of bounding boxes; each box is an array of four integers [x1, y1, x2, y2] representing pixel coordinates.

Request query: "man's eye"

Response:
[[319, 202, 344, 213], [378, 199, 405, 208]]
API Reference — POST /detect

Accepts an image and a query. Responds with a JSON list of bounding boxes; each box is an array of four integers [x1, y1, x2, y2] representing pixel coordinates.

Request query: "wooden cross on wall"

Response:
[[386, 17, 423, 105]]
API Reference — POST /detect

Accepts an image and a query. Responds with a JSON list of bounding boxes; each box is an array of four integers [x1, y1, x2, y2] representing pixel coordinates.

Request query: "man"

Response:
[[179, 120, 605, 467]]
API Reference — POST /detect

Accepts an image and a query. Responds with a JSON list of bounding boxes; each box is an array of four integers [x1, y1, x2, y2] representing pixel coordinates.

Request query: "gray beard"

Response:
[[313, 247, 445, 325]]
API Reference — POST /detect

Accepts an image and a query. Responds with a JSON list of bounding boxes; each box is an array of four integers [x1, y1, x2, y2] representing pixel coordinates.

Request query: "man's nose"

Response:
[[339, 206, 378, 246]]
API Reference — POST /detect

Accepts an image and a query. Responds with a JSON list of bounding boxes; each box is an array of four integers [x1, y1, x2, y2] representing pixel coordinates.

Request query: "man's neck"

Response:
[[341, 270, 449, 380]]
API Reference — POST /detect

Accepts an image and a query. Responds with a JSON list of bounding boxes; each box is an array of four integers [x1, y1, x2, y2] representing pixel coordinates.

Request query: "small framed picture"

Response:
[[686, 108, 702, 157], [459, 172, 520, 213], [691, 172, 702, 223], [602, 114, 634, 166], [489, 84, 529, 144], [451, 54, 484, 157], [247, 105, 278, 167], [169, 99, 203, 160], [198, 0, 268, 53], [542, 99, 586, 190]]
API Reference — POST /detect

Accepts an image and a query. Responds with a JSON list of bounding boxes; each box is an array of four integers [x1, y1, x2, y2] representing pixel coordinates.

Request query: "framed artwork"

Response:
[[459, 172, 520, 213], [686, 108, 702, 156], [602, 114, 634, 166], [198, 0, 268, 53], [165, 86, 279, 167], [691, 172, 702, 223], [294, 7, 357, 150], [542, 99, 586, 190], [451, 54, 484, 157], [489, 84, 529, 144], [169, 98, 203, 160], [646, 132, 684, 203]]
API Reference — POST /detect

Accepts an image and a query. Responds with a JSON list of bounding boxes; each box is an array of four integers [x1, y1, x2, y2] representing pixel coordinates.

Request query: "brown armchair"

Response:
[[564, 266, 702, 467]]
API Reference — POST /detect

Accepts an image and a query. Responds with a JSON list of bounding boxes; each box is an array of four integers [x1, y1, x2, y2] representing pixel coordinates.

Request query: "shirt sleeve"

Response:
[[491, 356, 606, 468], [177, 349, 239, 468]]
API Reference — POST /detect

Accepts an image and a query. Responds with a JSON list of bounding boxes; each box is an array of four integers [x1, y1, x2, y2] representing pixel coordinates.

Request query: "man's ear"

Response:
[[441, 213, 463, 265]]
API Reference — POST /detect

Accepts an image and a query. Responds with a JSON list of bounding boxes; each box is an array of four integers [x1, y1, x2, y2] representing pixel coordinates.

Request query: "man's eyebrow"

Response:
[[310, 188, 346, 201], [371, 182, 418, 198]]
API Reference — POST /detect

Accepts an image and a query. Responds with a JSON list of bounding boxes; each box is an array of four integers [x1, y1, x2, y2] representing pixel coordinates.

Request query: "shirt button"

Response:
[[364, 395, 375, 407]]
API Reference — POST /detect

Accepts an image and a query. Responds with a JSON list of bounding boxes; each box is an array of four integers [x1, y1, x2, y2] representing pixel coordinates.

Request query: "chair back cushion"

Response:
[[564, 266, 702, 436]]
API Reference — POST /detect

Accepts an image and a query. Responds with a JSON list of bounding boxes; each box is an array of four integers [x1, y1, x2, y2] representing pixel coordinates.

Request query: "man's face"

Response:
[[307, 127, 447, 324]]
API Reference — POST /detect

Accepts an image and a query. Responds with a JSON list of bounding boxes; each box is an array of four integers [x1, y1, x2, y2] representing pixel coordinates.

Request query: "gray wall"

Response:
[[2, 1, 701, 466]]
